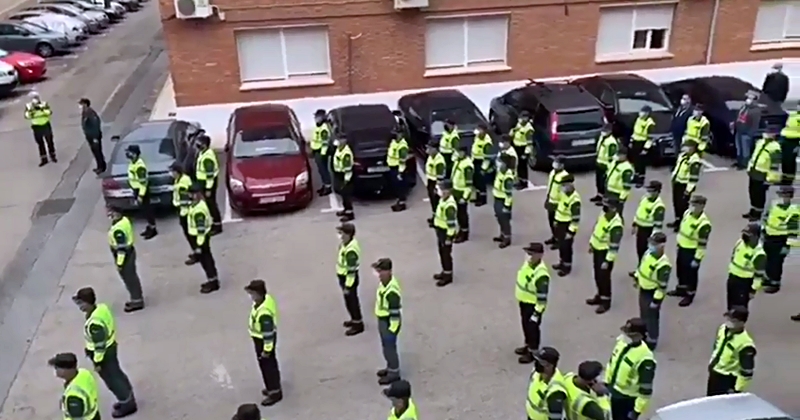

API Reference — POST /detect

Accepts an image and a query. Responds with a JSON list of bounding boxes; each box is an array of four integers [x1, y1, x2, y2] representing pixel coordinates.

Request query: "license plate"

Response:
[[259, 196, 286, 204], [367, 166, 390, 173], [572, 139, 595, 147]]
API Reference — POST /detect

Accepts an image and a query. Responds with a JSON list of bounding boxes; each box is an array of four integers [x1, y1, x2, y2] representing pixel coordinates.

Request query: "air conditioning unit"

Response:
[[394, 0, 428, 10], [175, 0, 213, 19]]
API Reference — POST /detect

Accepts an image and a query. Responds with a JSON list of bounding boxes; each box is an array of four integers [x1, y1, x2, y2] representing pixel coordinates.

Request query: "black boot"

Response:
[[585, 295, 602, 305], [590, 195, 603, 203], [544, 237, 556, 245], [391, 202, 407, 212], [141, 226, 157, 240], [763, 285, 780, 294], [498, 237, 511, 249], [376, 368, 389, 377], [556, 267, 571, 277], [666, 288, 685, 297], [50, 154, 58, 163], [666, 221, 679, 229], [123, 300, 144, 313], [260, 390, 283, 406], [111, 401, 137, 418], [514, 346, 528, 355], [628, 271, 637, 279], [427, 217, 434, 228], [38, 157, 48, 167], [432, 272, 444, 280], [678, 295, 694, 307], [742, 211, 753, 219], [595, 302, 611, 314], [200, 279, 220, 294], [453, 231, 468, 243], [518, 351, 534, 364], [335, 210, 346, 217], [339, 212, 354, 222], [184, 253, 199, 265], [492, 235, 503, 242], [435, 273, 453, 287], [345, 322, 365, 336], [791, 313, 800, 322], [378, 372, 400, 385], [210, 223, 223, 236]]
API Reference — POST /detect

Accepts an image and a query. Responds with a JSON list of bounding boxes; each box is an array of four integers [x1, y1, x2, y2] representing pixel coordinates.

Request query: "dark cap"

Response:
[[743, 222, 761, 235], [477, 122, 488, 130], [125, 144, 140, 154], [372, 258, 392, 271], [577, 360, 604, 381], [690, 195, 707, 205], [196, 134, 211, 145], [561, 174, 575, 183], [523, 242, 545, 254], [617, 146, 628, 156], [621, 317, 648, 336], [640, 105, 652, 113], [232, 403, 261, 420], [533, 346, 560, 365], [604, 197, 620, 207], [693, 104, 705, 111], [444, 119, 455, 126], [314, 109, 326, 116], [650, 231, 667, 244], [383, 379, 412, 399], [682, 138, 698, 147], [646, 180, 662, 191], [188, 183, 204, 193], [519, 111, 530, 118], [552, 155, 565, 163], [765, 125, 781, 135], [244, 279, 267, 295], [48, 352, 78, 369], [169, 162, 184, 172], [438, 179, 453, 190], [426, 141, 439, 150], [777, 185, 795, 196], [337, 222, 355, 236], [72, 287, 96, 304], [458, 145, 470, 154], [726, 306, 749, 323]]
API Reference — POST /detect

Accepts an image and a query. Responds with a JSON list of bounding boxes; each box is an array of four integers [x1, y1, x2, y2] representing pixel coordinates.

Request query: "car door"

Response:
[[404, 101, 428, 151], [2, 25, 36, 52]]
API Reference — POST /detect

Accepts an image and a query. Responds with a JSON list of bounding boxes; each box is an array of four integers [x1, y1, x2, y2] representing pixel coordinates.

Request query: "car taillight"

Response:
[[101, 178, 120, 190], [550, 112, 559, 142]]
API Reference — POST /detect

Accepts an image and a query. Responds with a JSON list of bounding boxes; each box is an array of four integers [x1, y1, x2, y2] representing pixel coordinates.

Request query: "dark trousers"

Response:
[[442, 153, 454, 178], [763, 234, 788, 288], [592, 249, 613, 303], [610, 394, 636, 420], [252, 337, 281, 392], [179, 215, 193, 250], [334, 174, 354, 213], [473, 162, 487, 201], [435, 227, 453, 273], [192, 236, 218, 281], [87, 136, 106, 171], [388, 167, 406, 202], [88, 344, 135, 404], [518, 302, 541, 350], [205, 180, 222, 225], [780, 138, 798, 185], [555, 222, 573, 266], [671, 182, 688, 222], [635, 226, 653, 262], [313, 151, 332, 187], [32, 123, 55, 159], [747, 177, 768, 215], [629, 141, 647, 182], [455, 193, 469, 235], [378, 318, 400, 373], [595, 165, 607, 196], [426, 179, 439, 214], [117, 248, 143, 301], [726, 274, 752, 310], [676, 246, 699, 295], [137, 192, 156, 227], [638, 289, 661, 344], [706, 370, 736, 396], [514, 145, 529, 182], [493, 199, 512, 237], [337, 274, 363, 322], [546, 206, 556, 239]]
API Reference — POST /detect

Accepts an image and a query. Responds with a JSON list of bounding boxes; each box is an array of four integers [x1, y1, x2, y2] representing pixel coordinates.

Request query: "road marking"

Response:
[[700, 158, 729, 173], [222, 189, 242, 224], [417, 161, 430, 202], [210, 362, 234, 390], [320, 192, 343, 213]]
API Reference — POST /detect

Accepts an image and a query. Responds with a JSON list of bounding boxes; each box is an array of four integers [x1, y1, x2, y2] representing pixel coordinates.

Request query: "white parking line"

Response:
[[222, 190, 242, 224], [320, 191, 343, 213], [417, 161, 430, 202], [700, 158, 729, 173]]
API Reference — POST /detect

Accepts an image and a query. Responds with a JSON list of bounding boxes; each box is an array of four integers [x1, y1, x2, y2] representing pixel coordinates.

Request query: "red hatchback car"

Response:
[[224, 104, 313, 213], [0, 48, 45, 83]]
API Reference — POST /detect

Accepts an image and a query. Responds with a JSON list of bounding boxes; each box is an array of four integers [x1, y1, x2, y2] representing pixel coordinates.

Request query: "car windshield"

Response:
[[430, 107, 484, 136], [110, 139, 176, 174], [556, 110, 604, 132], [19, 22, 47, 33], [616, 89, 672, 113], [233, 128, 300, 158]]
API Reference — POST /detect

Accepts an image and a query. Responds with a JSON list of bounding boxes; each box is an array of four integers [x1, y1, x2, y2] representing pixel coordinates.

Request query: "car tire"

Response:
[[34, 43, 54, 58]]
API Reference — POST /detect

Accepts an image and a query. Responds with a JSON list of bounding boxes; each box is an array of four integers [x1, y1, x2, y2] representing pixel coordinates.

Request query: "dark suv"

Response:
[[489, 81, 605, 167]]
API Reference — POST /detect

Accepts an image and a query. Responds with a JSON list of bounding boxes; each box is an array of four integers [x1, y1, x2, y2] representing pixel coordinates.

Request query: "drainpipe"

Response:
[[705, 0, 721, 64], [347, 33, 362, 94]]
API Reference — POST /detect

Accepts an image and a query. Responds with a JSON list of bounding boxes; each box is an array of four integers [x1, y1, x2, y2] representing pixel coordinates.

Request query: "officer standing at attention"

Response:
[[591, 125, 619, 205], [761, 186, 800, 293], [604, 147, 634, 214], [634, 232, 671, 350], [125, 144, 157, 239], [552, 174, 580, 277], [629, 180, 666, 278], [311, 109, 333, 196], [493, 153, 516, 249], [779, 102, 800, 184], [424, 142, 447, 227], [666, 139, 702, 231], [439, 119, 460, 177], [451, 146, 474, 243], [510, 111, 535, 189], [668, 195, 712, 306], [72, 287, 138, 418], [605, 318, 656, 420], [525, 347, 567, 420], [106, 206, 144, 312], [49, 352, 100, 420], [471, 123, 493, 206], [683, 104, 711, 153], [707, 307, 756, 396], [232, 403, 262, 420], [432, 180, 458, 287], [372, 258, 403, 385], [195, 134, 223, 234], [497, 135, 519, 175], [336, 222, 364, 336], [563, 361, 612, 420], [387, 129, 410, 212], [587, 198, 624, 314], [726, 223, 766, 311], [244, 279, 283, 406], [333, 135, 356, 222], [743, 128, 782, 221], [171, 163, 195, 263], [384, 379, 418, 420], [25, 91, 56, 166], [186, 183, 220, 294], [544, 156, 569, 249], [514, 242, 550, 364], [629, 105, 656, 188]]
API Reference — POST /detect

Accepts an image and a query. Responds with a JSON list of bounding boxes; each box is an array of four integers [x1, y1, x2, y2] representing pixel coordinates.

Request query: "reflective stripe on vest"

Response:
[[311, 124, 330, 151], [727, 239, 764, 278], [172, 174, 193, 213], [84, 303, 116, 351], [333, 146, 353, 173], [605, 338, 654, 397], [554, 191, 580, 223], [426, 153, 445, 180], [434, 195, 457, 230], [127, 158, 147, 191], [248, 295, 278, 338], [440, 130, 459, 154], [526, 370, 566, 420], [596, 135, 618, 166], [747, 138, 780, 173], [374, 276, 402, 318], [709, 324, 754, 376], [62, 369, 98, 420], [671, 153, 701, 184], [387, 138, 408, 167], [26, 101, 51, 126], [108, 217, 134, 250], [764, 201, 800, 236], [631, 117, 654, 142], [471, 134, 492, 160], [780, 111, 800, 139], [336, 238, 361, 276], [589, 214, 623, 250], [493, 169, 514, 199], [196, 148, 219, 181], [515, 260, 549, 305], [388, 399, 418, 420], [513, 122, 534, 146], [676, 212, 711, 249], [452, 158, 474, 191], [547, 170, 568, 204], [633, 196, 665, 227], [636, 252, 671, 291], [684, 117, 709, 140], [187, 200, 211, 236], [606, 161, 634, 199]]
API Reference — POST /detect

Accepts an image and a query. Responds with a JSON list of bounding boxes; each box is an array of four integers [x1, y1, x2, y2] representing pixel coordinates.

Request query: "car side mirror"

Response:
[[111, 135, 120, 142]]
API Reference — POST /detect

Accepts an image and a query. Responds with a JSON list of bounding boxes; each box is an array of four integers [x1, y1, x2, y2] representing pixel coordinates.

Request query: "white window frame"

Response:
[[752, 0, 800, 45], [631, 27, 668, 51], [424, 14, 509, 71], [595, 2, 676, 62]]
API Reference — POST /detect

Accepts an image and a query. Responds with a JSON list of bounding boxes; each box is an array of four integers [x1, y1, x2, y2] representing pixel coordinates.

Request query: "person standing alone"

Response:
[[25, 91, 56, 166], [245, 279, 283, 406], [195, 134, 222, 235], [80, 98, 106, 174], [731, 92, 762, 170]]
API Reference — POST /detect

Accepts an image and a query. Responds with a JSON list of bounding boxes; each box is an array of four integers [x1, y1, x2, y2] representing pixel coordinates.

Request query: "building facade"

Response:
[[158, 0, 800, 107]]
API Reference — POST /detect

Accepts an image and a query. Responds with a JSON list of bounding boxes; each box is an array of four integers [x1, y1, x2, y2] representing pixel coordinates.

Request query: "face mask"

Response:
[[373, 271, 380, 279], [681, 147, 690, 154], [639, 112, 646, 118], [680, 99, 689, 106], [333, 140, 341, 147], [533, 360, 545, 373], [436, 188, 443, 196], [561, 187, 570, 194], [551, 162, 560, 170], [618, 334, 633, 344], [315, 119, 323, 126], [337, 233, 344, 241], [693, 112, 702, 118], [617, 156, 624, 162], [741, 233, 752, 241], [745, 99, 754, 106], [648, 245, 658, 254], [444, 125, 452, 131], [724, 320, 736, 329]]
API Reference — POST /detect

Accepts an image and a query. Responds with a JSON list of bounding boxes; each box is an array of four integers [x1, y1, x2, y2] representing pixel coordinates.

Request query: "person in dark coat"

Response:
[[670, 93, 693, 154], [762, 63, 789, 105], [80, 98, 106, 174]]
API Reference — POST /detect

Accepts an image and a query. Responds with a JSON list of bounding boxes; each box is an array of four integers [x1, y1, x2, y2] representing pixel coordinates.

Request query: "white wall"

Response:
[[169, 58, 800, 149]]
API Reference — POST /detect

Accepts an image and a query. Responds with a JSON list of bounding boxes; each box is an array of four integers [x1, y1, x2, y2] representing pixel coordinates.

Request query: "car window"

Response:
[[233, 127, 300, 158], [577, 79, 605, 101], [616, 89, 672, 113], [556, 110, 604, 132], [430, 107, 484, 136], [18, 22, 46, 33], [599, 88, 615, 106], [112, 139, 176, 164], [0, 25, 22, 35]]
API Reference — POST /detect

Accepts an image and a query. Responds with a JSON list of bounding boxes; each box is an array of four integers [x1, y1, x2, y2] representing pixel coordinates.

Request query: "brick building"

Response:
[[158, 0, 800, 107]]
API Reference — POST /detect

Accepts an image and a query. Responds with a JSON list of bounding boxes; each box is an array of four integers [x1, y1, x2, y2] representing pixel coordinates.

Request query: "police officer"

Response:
[[591, 124, 619, 204], [743, 127, 782, 220], [497, 134, 518, 175], [668, 195, 712, 306], [372, 258, 403, 385], [604, 146, 634, 214], [171, 163, 195, 262], [761, 186, 800, 293], [49, 352, 100, 420], [605, 318, 656, 420], [125, 144, 157, 239], [779, 102, 799, 185], [552, 174, 580, 277], [232, 403, 262, 420], [451, 146, 474, 243], [471, 123, 493, 206], [544, 156, 569, 249], [684, 104, 711, 153], [336, 222, 363, 336], [424, 141, 446, 227], [525, 347, 567, 420], [630, 105, 656, 187], [563, 361, 612, 420], [707, 306, 756, 396], [25, 91, 56, 166], [244, 279, 283, 406], [511, 111, 535, 189], [634, 232, 671, 350], [387, 129, 410, 212], [493, 153, 516, 248], [106, 206, 144, 312], [383, 379, 417, 420], [72, 287, 138, 417], [514, 242, 550, 364], [195, 134, 222, 234], [439, 119, 460, 177], [727, 223, 766, 311], [666, 138, 702, 231], [629, 180, 666, 278], [432, 179, 457, 287], [587, 198, 624, 314], [311, 109, 333, 195], [186, 183, 220, 294], [332, 135, 355, 222]]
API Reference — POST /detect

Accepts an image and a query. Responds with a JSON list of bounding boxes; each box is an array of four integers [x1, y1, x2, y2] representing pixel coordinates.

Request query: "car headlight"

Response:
[[229, 178, 245, 194], [294, 171, 309, 187]]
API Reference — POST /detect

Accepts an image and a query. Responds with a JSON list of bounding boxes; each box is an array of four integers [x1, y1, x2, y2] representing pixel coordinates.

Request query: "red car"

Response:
[[224, 103, 313, 213], [0, 48, 46, 83]]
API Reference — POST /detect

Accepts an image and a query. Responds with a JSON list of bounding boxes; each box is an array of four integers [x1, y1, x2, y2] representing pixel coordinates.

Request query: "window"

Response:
[[425, 15, 508, 70], [753, 0, 800, 43], [595, 4, 675, 59], [235, 26, 331, 84]]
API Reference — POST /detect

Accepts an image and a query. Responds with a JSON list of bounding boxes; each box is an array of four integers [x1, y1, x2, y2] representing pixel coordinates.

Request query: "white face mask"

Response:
[[680, 98, 689, 106], [681, 147, 690, 154], [745, 98, 754, 105], [551, 162, 560, 170], [618, 334, 633, 344], [436, 188, 444, 196], [693, 112, 702, 118], [724, 321, 736, 329], [337, 233, 344, 242], [639, 112, 647, 118], [373, 271, 380, 279]]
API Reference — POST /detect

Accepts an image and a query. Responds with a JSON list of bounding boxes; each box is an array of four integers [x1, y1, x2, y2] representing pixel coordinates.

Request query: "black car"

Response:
[[489, 81, 606, 167], [571, 73, 677, 160], [327, 104, 416, 192], [660, 76, 788, 156]]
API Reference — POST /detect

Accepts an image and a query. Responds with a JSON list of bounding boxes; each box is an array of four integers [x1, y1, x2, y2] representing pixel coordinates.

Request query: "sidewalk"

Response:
[[150, 76, 228, 149]]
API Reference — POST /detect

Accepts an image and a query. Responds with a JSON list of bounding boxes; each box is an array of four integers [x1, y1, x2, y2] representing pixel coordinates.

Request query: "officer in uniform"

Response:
[[510, 111, 535, 189], [232, 403, 262, 420], [332, 135, 355, 222], [384, 379, 417, 420], [525, 347, 567, 420], [779, 103, 800, 184], [552, 174, 580, 277], [707, 307, 756, 396], [544, 156, 569, 249], [25, 91, 56, 166], [372, 258, 403, 385], [629, 180, 666, 278], [125, 144, 157, 239], [387, 129, 410, 212], [195, 134, 222, 234], [336, 222, 363, 336], [587, 198, 624, 314], [683, 104, 711, 153], [563, 361, 612, 420], [727, 223, 766, 311], [439, 119, 460, 177], [451, 146, 474, 243], [497, 135, 518, 175], [604, 146, 634, 214], [471, 123, 493, 206], [432, 180, 458, 287], [668, 195, 712, 306], [186, 183, 220, 294], [634, 232, 671, 350], [591, 125, 619, 204], [72, 287, 138, 418], [666, 139, 702, 231], [761, 186, 800, 293], [743, 128, 782, 220], [605, 318, 656, 420], [49, 352, 100, 420], [424, 142, 447, 227], [106, 206, 144, 312], [514, 242, 550, 364], [493, 153, 516, 248], [629, 105, 656, 187], [244, 279, 282, 406], [170, 163, 195, 262], [311, 109, 333, 196]]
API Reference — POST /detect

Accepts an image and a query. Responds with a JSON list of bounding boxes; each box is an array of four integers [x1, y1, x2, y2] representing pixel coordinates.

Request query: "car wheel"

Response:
[[34, 43, 54, 58]]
